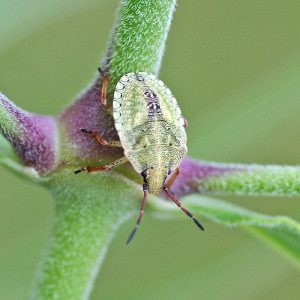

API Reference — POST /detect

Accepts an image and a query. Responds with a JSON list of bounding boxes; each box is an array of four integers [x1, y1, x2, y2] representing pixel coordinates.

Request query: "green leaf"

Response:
[[150, 195, 300, 268]]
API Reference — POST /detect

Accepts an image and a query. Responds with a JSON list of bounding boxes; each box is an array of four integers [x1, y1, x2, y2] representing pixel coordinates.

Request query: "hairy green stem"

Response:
[[30, 171, 139, 299], [105, 0, 176, 95], [170, 159, 300, 197], [201, 165, 300, 195]]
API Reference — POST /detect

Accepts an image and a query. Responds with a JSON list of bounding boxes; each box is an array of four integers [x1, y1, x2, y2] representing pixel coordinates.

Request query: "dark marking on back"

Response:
[[144, 89, 162, 117]]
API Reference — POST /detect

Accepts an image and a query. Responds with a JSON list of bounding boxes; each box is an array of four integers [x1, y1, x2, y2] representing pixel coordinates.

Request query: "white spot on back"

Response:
[[179, 117, 185, 126], [121, 75, 129, 82], [113, 101, 121, 108], [113, 111, 121, 120], [116, 82, 124, 90], [165, 87, 172, 95], [115, 122, 123, 131], [114, 91, 121, 99], [158, 80, 164, 87]]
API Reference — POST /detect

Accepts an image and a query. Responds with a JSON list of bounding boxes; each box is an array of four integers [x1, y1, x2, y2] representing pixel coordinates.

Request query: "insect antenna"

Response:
[[127, 183, 148, 244], [163, 186, 205, 231]]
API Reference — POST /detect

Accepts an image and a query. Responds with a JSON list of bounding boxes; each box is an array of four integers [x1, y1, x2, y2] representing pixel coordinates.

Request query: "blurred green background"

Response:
[[0, 0, 299, 299]]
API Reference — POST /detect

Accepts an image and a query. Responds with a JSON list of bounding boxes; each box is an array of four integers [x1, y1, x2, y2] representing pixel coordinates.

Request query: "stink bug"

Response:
[[75, 71, 204, 243]]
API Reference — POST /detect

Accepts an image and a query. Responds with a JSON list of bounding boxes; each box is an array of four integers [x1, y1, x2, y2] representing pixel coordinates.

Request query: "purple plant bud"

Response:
[[0, 93, 58, 173], [59, 78, 123, 163]]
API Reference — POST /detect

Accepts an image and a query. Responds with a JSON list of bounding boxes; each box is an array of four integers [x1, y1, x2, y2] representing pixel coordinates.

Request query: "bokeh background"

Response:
[[0, 0, 299, 299]]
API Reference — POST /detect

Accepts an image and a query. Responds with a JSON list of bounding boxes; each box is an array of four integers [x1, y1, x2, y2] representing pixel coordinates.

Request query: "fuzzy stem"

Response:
[[170, 158, 300, 197], [30, 171, 139, 299], [201, 165, 300, 195], [105, 0, 176, 95]]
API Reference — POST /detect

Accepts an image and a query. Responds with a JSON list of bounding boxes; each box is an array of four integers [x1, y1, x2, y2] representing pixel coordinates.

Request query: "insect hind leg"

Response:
[[127, 183, 148, 244], [163, 186, 204, 231]]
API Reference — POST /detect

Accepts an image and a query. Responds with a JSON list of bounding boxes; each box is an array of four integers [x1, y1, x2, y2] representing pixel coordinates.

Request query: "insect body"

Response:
[[113, 73, 187, 194], [75, 72, 204, 243]]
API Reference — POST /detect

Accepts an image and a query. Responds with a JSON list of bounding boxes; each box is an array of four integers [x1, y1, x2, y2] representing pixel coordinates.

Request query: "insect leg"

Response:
[[81, 129, 122, 147], [163, 186, 204, 231], [98, 68, 108, 107], [98, 68, 113, 115], [165, 167, 180, 189], [126, 183, 148, 244], [74, 156, 128, 174]]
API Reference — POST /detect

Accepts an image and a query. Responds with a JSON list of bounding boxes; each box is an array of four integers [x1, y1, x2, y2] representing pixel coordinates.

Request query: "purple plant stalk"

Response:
[[0, 94, 58, 173]]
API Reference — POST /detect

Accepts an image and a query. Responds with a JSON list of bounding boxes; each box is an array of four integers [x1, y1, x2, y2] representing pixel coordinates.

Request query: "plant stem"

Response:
[[201, 165, 300, 195], [170, 158, 300, 196], [105, 0, 176, 95], [30, 171, 139, 299]]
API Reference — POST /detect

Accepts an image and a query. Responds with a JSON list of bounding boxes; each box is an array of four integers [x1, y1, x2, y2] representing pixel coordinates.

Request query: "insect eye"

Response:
[[141, 170, 147, 178], [168, 169, 171, 175]]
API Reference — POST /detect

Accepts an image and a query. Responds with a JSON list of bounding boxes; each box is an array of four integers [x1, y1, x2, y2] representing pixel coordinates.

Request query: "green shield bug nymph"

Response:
[[75, 71, 204, 243]]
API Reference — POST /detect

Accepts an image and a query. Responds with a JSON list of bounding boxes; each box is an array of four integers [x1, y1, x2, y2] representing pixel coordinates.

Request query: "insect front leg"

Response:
[[74, 156, 128, 174], [165, 167, 180, 189], [81, 129, 122, 148], [98, 68, 113, 115]]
